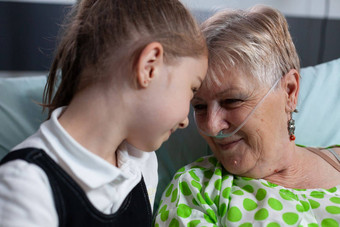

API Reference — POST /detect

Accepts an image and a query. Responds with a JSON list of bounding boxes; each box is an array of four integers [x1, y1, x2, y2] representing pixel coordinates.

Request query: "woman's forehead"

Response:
[[201, 68, 258, 93]]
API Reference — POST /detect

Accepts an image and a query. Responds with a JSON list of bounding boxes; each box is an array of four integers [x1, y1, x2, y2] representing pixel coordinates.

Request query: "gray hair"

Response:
[[201, 5, 300, 88]]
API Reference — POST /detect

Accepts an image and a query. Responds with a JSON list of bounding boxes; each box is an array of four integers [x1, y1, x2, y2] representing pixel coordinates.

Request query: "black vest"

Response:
[[0, 148, 152, 226]]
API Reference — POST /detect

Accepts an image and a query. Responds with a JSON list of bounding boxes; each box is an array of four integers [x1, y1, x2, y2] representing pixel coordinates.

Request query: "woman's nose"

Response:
[[202, 107, 229, 136], [179, 117, 189, 129]]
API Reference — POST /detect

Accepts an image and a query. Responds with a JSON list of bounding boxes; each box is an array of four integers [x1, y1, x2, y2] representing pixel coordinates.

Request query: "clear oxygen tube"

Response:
[[193, 78, 281, 139]]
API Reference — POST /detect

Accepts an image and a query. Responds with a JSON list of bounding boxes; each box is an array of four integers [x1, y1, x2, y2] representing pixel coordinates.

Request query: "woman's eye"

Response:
[[220, 99, 243, 108], [192, 104, 207, 111]]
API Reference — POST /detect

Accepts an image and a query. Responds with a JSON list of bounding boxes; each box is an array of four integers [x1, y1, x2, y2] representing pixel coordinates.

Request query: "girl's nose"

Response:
[[179, 117, 189, 129]]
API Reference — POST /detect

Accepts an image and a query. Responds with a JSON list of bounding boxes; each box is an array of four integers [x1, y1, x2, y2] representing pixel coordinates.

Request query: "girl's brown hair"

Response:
[[43, 0, 207, 118]]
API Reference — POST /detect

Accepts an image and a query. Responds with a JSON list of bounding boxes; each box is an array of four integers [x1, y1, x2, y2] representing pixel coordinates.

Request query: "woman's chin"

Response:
[[220, 155, 252, 176]]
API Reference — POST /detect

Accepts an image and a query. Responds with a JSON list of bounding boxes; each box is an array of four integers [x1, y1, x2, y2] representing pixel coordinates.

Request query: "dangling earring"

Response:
[[288, 109, 298, 141]]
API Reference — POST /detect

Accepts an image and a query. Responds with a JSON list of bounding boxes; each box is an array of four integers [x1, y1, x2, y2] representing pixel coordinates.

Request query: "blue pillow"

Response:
[[295, 58, 340, 147], [0, 76, 47, 159]]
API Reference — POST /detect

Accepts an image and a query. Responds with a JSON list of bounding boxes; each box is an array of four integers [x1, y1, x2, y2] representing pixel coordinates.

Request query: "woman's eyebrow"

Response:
[[215, 87, 243, 98], [191, 96, 204, 102], [192, 88, 245, 103]]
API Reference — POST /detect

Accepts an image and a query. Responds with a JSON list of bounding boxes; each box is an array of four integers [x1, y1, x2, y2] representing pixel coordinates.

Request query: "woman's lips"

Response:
[[216, 138, 242, 150]]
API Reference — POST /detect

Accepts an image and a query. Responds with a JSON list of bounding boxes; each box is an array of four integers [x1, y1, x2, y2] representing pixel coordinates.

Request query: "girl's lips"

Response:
[[216, 138, 242, 150], [169, 128, 177, 137]]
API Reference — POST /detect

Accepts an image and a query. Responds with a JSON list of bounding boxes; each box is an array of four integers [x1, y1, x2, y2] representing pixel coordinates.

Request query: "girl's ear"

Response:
[[282, 69, 300, 112], [136, 42, 164, 88]]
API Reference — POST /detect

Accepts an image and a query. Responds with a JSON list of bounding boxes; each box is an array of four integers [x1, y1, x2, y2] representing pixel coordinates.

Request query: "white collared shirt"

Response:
[[0, 107, 158, 226]]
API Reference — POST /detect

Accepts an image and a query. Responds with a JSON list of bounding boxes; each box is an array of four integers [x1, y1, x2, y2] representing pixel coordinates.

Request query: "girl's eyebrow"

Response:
[[197, 75, 204, 83], [194, 77, 203, 88]]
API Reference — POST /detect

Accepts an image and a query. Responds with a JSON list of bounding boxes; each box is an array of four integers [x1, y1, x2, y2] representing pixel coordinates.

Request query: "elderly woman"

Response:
[[154, 5, 340, 227]]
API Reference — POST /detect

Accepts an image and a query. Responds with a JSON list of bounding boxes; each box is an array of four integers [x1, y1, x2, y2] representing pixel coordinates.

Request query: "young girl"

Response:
[[0, 0, 207, 226]]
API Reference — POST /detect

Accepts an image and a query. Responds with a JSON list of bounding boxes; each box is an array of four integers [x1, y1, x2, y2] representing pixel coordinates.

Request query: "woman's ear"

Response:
[[283, 69, 300, 112], [136, 42, 164, 88]]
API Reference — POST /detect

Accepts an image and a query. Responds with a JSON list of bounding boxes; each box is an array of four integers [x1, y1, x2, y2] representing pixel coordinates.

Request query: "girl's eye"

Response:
[[191, 87, 198, 94]]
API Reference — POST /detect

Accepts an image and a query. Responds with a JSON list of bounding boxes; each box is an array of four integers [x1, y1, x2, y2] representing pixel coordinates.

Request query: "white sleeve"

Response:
[[0, 160, 58, 227]]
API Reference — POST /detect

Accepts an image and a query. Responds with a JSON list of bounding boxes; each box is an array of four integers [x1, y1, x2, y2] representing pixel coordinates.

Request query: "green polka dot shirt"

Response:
[[154, 155, 340, 227]]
